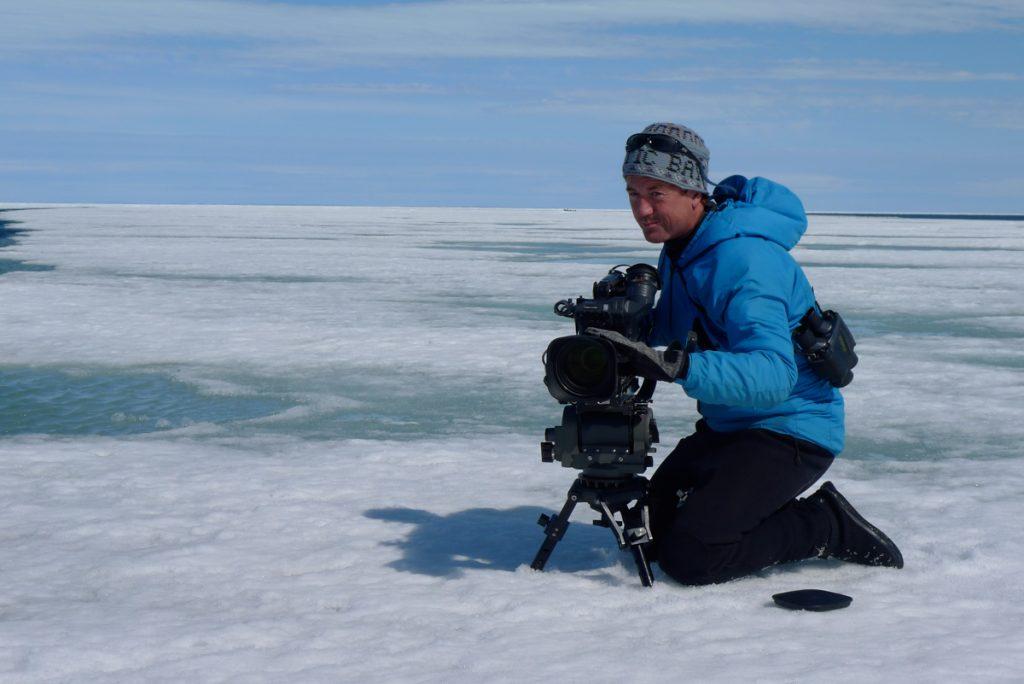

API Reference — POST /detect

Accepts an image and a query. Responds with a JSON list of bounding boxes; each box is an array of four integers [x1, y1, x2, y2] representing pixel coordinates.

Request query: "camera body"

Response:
[[558, 263, 660, 342], [543, 264, 659, 404], [540, 263, 661, 477]]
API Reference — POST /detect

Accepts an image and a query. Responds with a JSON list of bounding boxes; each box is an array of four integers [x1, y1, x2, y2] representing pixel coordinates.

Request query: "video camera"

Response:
[[532, 263, 663, 586], [540, 263, 661, 475]]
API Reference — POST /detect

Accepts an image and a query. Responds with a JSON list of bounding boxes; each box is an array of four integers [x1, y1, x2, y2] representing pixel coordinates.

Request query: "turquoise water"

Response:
[[848, 311, 1024, 340], [0, 206, 569, 439], [2, 206, 1022, 459], [0, 259, 55, 275], [0, 366, 292, 436], [0, 364, 582, 441]]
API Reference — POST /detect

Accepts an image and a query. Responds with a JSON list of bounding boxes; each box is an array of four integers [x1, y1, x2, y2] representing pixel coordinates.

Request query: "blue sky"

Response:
[[1, 1, 1022, 211]]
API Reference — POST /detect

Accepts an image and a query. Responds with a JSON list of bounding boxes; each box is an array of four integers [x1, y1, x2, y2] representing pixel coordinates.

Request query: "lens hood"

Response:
[[543, 334, 619, 403]]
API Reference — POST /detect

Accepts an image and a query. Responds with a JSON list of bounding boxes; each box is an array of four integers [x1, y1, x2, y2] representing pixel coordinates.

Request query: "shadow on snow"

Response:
[[364, 505, 626, 579]]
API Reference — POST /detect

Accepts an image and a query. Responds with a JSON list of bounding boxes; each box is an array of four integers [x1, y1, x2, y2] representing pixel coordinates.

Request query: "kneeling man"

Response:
[[597, 122, 903, 584]]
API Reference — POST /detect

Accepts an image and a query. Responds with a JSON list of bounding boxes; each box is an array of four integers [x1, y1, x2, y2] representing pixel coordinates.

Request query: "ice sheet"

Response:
[[0, 435, 1021, 681], [1, 204, 1022, 680]]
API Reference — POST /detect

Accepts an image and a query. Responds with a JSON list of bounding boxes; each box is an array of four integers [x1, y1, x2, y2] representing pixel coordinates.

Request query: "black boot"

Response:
[[808, 481, 904, 569]]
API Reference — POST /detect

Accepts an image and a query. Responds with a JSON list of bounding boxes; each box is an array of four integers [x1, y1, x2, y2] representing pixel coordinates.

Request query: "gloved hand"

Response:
[[585, 328, 688, 382]]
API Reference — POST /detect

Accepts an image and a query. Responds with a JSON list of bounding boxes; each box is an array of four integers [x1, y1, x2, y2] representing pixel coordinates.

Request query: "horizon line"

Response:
[[2, 201, 1022, 220]]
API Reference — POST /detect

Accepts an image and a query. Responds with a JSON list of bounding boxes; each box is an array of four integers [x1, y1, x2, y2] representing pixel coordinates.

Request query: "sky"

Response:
[[1, 0, 1022, 211]]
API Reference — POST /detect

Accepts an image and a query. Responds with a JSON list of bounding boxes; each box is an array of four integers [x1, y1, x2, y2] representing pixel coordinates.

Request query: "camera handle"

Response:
[[636, 376, 657, 402]]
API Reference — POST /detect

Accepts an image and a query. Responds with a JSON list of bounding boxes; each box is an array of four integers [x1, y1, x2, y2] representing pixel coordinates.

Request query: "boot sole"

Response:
[[821, 481, 904, 569]]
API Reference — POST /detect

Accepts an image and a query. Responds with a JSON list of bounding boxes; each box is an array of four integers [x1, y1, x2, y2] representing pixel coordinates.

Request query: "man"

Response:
[[591, 122, 903, 585]]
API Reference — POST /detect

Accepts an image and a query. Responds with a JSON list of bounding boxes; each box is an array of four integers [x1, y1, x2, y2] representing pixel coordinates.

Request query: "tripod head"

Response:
[[540, 377, 659, 477]]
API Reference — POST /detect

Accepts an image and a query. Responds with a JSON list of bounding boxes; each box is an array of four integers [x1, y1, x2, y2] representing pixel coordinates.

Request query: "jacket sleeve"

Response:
[[679, 240, 798, 408]]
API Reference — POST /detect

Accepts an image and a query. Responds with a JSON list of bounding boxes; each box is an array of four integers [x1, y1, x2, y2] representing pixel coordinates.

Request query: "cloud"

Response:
[[962, 176, 1024, 196], [276, 83, 452, 96], [509, 87, 785, 127], [644, 60, 1022, 83], [506, 82, 1024, 134], [0, 160, 68, 173], [0, 79, 472, 129], [2, 1, 1022, 66], [954, 106, 1024, 130], [769, 172, 852, 193]]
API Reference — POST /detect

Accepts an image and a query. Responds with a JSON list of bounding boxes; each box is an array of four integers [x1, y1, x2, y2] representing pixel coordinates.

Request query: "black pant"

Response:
[[649, 421, 834, 585]]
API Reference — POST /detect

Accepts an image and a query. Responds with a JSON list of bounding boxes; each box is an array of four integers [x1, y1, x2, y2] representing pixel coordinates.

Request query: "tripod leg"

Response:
[[631, 544, 654, 587], [531, 486, 579, 572], [597, 497, 656, 587], [620, 497, 655, 587], [597, 500, 627, 547]]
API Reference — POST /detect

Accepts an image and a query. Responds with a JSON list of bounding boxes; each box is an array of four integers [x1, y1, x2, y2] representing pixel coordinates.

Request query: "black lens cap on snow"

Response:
[[772, 589, 852, 612]]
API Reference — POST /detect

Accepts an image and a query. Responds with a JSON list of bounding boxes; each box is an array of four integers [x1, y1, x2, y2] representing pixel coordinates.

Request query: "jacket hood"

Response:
[[676, 175, 807, 266]]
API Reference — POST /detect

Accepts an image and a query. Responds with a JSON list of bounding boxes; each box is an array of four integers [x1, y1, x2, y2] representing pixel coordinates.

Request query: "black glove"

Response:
[[585, 328, 688, 382]]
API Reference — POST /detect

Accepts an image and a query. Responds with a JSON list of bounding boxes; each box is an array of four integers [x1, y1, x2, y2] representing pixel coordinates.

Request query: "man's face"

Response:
[[625, 175, 705, 244]]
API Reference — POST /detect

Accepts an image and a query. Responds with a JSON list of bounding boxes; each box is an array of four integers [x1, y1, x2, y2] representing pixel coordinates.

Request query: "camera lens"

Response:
[[565, 340, 607, 384], [544, 334, 619, 402], [556, 336, 614, 397]]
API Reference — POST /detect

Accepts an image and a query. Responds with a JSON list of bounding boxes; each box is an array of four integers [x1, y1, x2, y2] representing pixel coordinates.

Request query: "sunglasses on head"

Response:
[[626, 133, 691, 155], [625, 133, 707, 180]]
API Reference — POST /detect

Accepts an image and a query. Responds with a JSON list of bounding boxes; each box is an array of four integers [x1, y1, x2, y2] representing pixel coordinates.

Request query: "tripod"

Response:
[[531, 473, 655, 587]]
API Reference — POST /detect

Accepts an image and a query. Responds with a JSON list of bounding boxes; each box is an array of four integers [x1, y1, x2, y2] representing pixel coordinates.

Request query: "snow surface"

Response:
[[1, 204, 1023, 681]]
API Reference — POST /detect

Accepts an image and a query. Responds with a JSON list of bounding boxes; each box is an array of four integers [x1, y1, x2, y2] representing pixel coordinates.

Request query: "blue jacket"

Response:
[[649, 176, 844, 454]]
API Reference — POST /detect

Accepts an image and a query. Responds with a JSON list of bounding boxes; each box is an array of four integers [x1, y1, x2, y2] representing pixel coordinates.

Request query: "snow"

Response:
[[1, 204, 1023, 681]]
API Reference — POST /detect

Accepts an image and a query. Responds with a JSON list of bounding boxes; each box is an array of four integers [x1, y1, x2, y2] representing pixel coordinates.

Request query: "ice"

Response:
[[1, 205, 1023, 680]]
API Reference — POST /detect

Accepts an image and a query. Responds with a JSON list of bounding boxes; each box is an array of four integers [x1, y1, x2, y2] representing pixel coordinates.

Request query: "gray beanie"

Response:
[[622, 122, 710, 195]]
